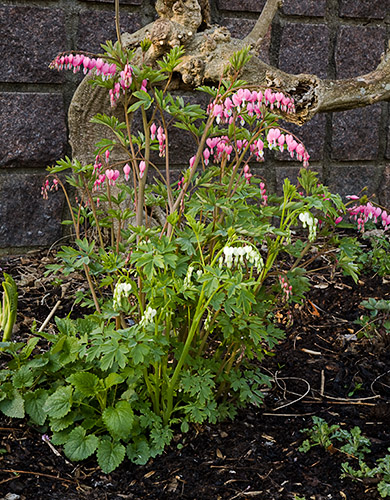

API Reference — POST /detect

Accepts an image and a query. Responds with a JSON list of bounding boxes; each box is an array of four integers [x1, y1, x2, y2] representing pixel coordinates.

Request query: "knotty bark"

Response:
[[69, 0, 390, 163], [114, 0, 390, 124]]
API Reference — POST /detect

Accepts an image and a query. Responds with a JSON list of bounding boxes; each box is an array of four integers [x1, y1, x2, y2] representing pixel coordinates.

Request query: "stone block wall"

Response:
[[0, 0, 389, 250]]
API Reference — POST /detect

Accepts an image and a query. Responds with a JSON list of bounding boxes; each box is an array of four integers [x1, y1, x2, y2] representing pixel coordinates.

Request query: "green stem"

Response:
[[163, 285, 206, 424], [81, 174, 105, 251], [114, 0, 122, 48], [215, 346, 239, 399], [143, 368, 158, 414], [291, 241, 313, 270], [196, 309, 219, 356], [54, 176, 101, 313], [136, 107, 150, 227]]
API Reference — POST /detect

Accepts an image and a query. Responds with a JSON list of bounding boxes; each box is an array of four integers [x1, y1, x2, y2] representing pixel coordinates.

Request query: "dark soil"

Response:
[[1, 250, 390, 500]]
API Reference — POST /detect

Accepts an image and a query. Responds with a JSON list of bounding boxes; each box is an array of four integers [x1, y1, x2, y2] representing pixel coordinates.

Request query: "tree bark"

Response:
[[68, 0, 390, 164], [119, 0, 390, 124]]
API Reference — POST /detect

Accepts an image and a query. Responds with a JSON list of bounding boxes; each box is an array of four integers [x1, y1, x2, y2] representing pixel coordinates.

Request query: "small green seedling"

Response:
[[355, 298, 390, 339], [299, 416, 341, 452], [0, 273, 18, 343]]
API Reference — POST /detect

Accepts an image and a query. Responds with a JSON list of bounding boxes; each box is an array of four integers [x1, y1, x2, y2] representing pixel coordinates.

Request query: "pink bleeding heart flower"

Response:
[[123, 164, 131, 181], [106, 169, 114, 185], [150, 123, 157, 140], [203, 148, 210, 165], [139, 161, 146, 178], [189, 155, 196, 168], [140, 79, 148, 92], [112, 170, 120, 182]]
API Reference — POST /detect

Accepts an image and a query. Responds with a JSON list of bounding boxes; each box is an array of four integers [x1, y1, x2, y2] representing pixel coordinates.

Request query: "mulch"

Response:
[[0, 249, 389, 499]]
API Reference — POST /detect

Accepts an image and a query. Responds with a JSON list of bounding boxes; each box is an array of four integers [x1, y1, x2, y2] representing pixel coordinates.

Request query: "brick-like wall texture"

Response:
[[0, 0, 389, 250]]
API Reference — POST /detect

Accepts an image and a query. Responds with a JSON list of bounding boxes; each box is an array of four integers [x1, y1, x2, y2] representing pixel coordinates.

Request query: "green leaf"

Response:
[[180, 421, 189, 433], [127, 100, 144, 113], [25, 389, 48, 425], [50, 412, 77, 432], [54, 316, 77, 337], [21, 337, 40, 359], [51, 429, 72, 445], [127, 438, 151, 465], [99, 341, 129, 371], [131, 343, 149, 365], [104, 373, 124, 389], [64, 427, 99, 461], [43, 386, 73, 419], [156, 45, 185, 73], [13, 365, 35, 388], [67, 372, 100, 397], [378, 480, 390, 498], [97, 438, 126, 473], [102, 400, 134, 440], [0, 389, 24, 418]]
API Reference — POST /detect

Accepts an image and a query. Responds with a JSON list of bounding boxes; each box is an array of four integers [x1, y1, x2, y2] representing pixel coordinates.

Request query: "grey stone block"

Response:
[[339, 0, 388, 19], [279, 23, 329, 79], [331, 104, 381, 161], [0, 6, 67, 83], [0, 173, 64, 248], [219, 18, 256, 40], [378, 165, 390, 208], [386, 121, 390, 160], [217, 0, 266, 12], [327, 165, 381, 200], [378, 163, 390, 209], [0, 93, 67, 168], [335, 26, 386, 79], [282, 0, 326, 16], [77, 10, 142, 53], [220, 18, 270, 63]]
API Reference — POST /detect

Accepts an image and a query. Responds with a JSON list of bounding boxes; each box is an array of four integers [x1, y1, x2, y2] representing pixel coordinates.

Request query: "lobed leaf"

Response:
[[97, 438, 126, 474], [64, 426, 99, 461], [43, 385, 73, 419], [102, 400, 134, 440]]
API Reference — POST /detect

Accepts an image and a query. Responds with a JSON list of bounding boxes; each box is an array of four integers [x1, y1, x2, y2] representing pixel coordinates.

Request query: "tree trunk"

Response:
[[69, 0, 390, 163]]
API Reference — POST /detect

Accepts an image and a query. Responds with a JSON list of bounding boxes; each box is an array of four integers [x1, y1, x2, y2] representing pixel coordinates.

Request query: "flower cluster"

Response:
[[279, 275, 292, 300], [50, 53, 146, 108], [243, 165, 252, 184], [157, 126, 166, 157], [201, 130, 308, 169], [205, 136, 234, 163], [91, 154, 136, 192], [219, 245, 264, 272], [259, 182, 267, 206], [299, 211, 318, 242], [41, 178, 59, 200], [113, 282, 132, 311], [183, 265, 194, 288], [267, 128, 310, 166], [109, 64, 136, 107], [208, 88, 295, 126], [347, 199, 390, 231], [139, 306, 157, 327], [50, 53, 116, 78], [106, 169, 120, 186], [149, 123, 166, 157], [92, 153, 121, 190]]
